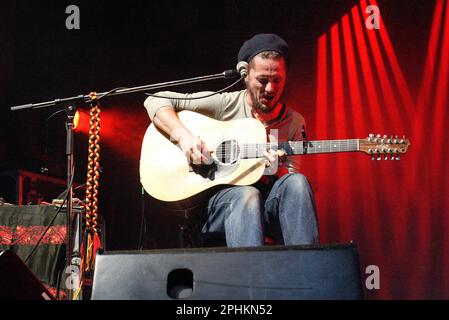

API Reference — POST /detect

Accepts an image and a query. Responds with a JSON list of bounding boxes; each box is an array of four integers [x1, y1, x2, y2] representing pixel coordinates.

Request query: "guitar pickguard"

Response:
[[189, 159, 240, 181]]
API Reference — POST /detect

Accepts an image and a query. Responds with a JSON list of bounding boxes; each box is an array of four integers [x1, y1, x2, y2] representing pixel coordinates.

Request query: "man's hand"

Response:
[[263, 149, 286, 174], [178, 133, 212, 165]]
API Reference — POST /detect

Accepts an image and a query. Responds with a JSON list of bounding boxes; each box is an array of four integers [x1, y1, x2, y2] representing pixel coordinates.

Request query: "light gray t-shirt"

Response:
[[144, 90, 305, 174]]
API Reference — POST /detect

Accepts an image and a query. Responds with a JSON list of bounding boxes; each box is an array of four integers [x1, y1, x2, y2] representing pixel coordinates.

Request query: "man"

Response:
[[144, 34, 318, 247]]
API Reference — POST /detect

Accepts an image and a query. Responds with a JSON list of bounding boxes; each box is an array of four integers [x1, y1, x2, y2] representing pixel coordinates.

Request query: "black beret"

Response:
[[238, 33, 289, 63]]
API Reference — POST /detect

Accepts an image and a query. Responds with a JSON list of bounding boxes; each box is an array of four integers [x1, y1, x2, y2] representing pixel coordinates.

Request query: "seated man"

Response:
[[144, 33, 319, 247]]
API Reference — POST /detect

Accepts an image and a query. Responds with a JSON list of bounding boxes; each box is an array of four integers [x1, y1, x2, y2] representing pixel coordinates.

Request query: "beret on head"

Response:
[[238, 33, 289, 64]]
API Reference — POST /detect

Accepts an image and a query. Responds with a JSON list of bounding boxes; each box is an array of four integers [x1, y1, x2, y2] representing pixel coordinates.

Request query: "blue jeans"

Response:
[[201, 173, 319, 247]]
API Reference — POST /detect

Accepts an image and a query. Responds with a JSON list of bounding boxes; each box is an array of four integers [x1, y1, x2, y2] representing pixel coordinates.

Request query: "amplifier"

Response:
[[0, 169, 81, 205]]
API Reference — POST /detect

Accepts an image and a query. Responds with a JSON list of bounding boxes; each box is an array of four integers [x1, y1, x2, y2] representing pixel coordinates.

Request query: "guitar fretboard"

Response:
[[240, 139, 360, 159]]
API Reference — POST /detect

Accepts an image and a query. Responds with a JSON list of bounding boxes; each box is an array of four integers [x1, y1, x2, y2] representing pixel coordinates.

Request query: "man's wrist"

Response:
[[171, 127, 191, 143]]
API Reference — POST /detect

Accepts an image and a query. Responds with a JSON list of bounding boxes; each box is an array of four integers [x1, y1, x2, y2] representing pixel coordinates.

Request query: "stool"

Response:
[[176, 205, 226, 248]]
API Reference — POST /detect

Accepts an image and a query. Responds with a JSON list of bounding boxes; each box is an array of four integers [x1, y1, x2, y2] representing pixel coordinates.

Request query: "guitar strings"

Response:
[[214, 140, 360, 153]]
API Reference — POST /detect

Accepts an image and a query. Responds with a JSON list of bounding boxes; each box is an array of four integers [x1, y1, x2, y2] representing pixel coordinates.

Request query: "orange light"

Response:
[[73, 110, 90, 133], [73, 110, 80, 130]]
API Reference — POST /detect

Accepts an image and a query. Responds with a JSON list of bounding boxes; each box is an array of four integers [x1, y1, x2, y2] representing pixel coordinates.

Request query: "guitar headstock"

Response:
[[359, 134, 411, 160]]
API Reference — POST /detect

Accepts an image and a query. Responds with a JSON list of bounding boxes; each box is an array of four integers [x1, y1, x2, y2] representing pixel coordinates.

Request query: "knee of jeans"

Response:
[[285, 173, 311, 191], [236, 186, 262, 208]]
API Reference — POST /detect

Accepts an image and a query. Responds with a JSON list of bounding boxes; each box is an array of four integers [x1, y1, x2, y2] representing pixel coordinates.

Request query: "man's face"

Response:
[[245, 55, 287, 113]]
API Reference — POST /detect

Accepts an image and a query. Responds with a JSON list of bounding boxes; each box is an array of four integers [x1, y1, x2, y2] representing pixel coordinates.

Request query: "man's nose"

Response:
[[265, 81, 276, 94]]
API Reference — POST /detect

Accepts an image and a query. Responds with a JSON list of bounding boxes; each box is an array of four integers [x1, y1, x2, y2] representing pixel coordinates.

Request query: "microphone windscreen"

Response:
[[236, 61, 248, 78]]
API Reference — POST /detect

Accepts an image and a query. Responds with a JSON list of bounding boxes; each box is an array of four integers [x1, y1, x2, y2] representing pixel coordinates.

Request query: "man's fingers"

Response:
[[184, 140, 213, 165], [201, 142, 213, 164], [276, 149, 286, 157], [191, 147, 203, 165], [263, 150, 277, 166], [201, 153, 214, 165], [264, 150, 277, 162]]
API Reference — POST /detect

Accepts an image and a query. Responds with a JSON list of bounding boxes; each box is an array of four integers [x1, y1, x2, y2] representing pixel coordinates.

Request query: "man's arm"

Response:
[[152, 106, 210, 165], [144, 91, 229, 164]]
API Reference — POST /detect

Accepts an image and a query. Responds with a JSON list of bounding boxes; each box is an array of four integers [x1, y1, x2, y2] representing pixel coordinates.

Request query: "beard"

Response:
[[248, 88, 275, 114]]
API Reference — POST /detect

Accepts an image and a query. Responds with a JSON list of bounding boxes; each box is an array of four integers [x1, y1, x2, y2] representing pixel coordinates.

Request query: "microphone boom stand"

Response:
[[10, 69, 240, 299]]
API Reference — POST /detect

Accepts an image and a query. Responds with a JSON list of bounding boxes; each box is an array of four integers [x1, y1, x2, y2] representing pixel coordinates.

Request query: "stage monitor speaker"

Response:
[[91, 243, 363, 300], [0, 250, 55, 300]]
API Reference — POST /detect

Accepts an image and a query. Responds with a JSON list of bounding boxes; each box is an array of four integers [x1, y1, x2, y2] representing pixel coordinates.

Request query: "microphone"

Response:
[[236, 61, 248, 78], [223, 69, 239, 79]]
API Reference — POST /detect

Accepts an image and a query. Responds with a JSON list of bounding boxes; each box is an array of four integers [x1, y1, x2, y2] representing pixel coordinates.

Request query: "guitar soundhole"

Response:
[[215, 139, 240, 165]]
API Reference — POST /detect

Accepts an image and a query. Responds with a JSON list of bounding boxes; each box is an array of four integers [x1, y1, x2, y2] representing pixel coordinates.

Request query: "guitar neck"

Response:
[[241, 139, 360, 158]]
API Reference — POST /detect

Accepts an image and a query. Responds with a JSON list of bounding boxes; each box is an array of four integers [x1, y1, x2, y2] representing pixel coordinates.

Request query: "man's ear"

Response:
[[244, 72, 250, 87]]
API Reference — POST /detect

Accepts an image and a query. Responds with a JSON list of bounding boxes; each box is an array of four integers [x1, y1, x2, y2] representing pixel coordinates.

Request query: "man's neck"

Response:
[[244, 90, 284, 124], [251, 102, 283, 124]]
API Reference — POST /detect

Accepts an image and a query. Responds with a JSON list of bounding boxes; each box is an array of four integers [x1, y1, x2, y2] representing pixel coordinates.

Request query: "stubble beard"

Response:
[[249, 89, 272, 114]]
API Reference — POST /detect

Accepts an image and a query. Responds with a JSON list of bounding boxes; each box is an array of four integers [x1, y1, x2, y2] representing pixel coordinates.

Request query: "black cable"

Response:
[[56, 181, 86, 200], [95, 87, 128, 100], [42, 109, 67, 174], [143, 76, 244, 100]]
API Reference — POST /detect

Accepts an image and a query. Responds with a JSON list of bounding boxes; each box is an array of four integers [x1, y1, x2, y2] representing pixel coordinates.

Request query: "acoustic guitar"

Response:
[[140, 111, 410, 205]]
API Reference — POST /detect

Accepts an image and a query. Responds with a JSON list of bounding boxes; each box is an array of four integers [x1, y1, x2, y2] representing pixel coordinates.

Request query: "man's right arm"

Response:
[[144, 92, 214, 164], [152, 106, 211, 165], [152, 105, 190, 144]]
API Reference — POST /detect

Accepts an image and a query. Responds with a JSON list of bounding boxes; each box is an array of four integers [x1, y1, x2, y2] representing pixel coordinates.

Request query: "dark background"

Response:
[[1, 0, 445, 299]]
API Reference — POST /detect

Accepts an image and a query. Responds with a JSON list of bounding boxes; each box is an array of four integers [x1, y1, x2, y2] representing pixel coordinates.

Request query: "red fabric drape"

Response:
[[301, 0, 449, 299]]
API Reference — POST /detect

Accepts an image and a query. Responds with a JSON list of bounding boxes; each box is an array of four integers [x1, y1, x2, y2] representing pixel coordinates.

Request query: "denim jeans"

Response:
[[201, 173, 319, 247]]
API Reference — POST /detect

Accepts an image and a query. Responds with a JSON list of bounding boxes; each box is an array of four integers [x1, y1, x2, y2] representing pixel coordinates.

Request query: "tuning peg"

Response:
[[393, 135, 399, 144], [368, 133, 374, 141], [376, 134, 381, 142], [390, 155, 395, 160], [395, 155, 400, 160], [377, 156, 381, 161], [384, 155, 388, 160], [371, 156, 375, 161]]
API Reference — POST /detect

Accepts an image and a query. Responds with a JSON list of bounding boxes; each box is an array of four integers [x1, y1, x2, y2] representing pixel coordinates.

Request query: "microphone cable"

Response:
[[143, 75, 244, 100]]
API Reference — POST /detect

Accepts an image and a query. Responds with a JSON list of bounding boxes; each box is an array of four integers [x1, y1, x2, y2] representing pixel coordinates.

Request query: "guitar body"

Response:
[[140, 111, 267, 206]]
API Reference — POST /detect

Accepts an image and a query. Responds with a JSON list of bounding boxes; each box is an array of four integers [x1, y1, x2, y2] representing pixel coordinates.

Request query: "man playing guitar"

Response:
[[144, 34, 319, 247]]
